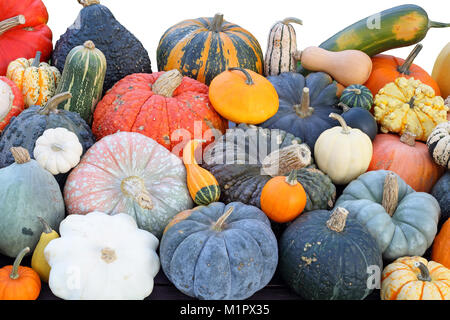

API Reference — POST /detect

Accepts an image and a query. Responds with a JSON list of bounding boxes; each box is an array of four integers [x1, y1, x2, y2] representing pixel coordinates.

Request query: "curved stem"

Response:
[[281, 17, 303, 25], [152, 69, 183, 97], [78, 0, 100, 7], [337, 102, 351, 112], [382, 172, 398, 217], [414, 262, 432, 282], [294, 87, 314, 118], [397, 44, 422, 75], [39, 92, 72, 115], [212, 207, 234, 231], [10, 147, 31, 164], [285, 169, 298, 186], [210, 13, 224, 32], [345, 88, 362, 95], [428, 21, 450, 28], [228, 67, 254, 85], [326, 207, 348, 233], [10, 247, 30, 280], [31, 51, 41, 68], [329, 113, 350, 134], [38, 217, 52, 234], [0, 15, 25, 36]]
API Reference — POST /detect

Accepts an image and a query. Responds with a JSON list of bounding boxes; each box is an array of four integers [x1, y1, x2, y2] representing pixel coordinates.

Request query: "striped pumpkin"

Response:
[[339, 84, 373, 110], [55, 40, 107, 124], [264, 17, 302, 76], [6, 51, 60, 108], [157, 13, 263, 85], [426, 121, 450, 169]]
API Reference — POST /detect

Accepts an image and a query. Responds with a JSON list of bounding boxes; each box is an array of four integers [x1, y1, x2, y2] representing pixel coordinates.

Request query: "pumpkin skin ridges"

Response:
[[194, 185, 221, 205]]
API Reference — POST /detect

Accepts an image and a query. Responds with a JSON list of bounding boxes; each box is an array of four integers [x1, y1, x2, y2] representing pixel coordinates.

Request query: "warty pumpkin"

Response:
[[373, 77, 448, 141], [0, 76, 24, 132], [432, 219, 450, 269], [426, 121, 450, 169], [157, 13, 264, 86], [432, 42, 450, 99], [381, 256, 450, 300]]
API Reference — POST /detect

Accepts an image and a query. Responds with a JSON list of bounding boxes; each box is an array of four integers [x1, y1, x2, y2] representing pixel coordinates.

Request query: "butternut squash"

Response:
[[432, 42, 450, 98], [294, 47, 372, 87]]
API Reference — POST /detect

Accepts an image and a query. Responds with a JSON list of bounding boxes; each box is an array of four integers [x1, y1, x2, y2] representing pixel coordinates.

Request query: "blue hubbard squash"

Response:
[[160, 202, 278, 300], [0, 147, 65, 258]]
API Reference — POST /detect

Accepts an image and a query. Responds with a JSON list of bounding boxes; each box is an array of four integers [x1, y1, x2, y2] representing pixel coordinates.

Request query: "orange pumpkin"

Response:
[[364, 44, 441, 98], [260, 169, 307, 223], [0, 247, 41, 300], [432, 219, 450, 269], [368, 132, 444, 192]]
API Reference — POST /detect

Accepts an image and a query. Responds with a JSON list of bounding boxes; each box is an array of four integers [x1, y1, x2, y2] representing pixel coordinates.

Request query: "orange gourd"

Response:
[[182, 139, 220, 206], [432, 219, 450, 269], [0, 247, 41, 300], [260, 169, 307, 223]]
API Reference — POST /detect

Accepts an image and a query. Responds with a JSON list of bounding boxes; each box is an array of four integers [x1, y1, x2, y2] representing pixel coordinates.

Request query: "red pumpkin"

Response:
[[92, 70, 228, 156], [0, 76, 24, 132], [0, 0, 52, 75]]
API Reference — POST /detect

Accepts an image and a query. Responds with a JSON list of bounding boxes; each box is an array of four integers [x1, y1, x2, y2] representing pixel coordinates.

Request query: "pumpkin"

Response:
[[259, 72, 341, 150], [373, 77, 448, 141], [293, 47, 372, 86], [260, 169, 307, 223], [335, 170, 441, 260], [339, 84, 373, 110], [368, 132, 444, 193], [202, 123, 336, 212], [432, 42, 450, 98], [64, 131, 193, 238], [0, 92, 95, 189], [92, 70, 228, 156], [381, 256, 450, 300], [0, 0, 52, 76], [0, 247, 41, 300], [365, 44, 441, 97], [314, 113, 373, 185], [31, 217, 59, 283], [182, 139, 220, 206], [6, 51, 61, 107], [279, 207, 382, 300], [208, 68, 279, 124], [432, 219, 450, 269], [337, 103, 378, 140], [55, 40, 107, 124], [52, 0, 151, 95], [426, 121, 450, 169], [0, 76, 24, 132], [160, 202, 278, 300], [33, 127, 83, 175], [157, 13, 263, 86], [264, 17, 303, 76], [0, 147, 65, 258], [44, 211, 160, 300], [432, 172, 450, 229]]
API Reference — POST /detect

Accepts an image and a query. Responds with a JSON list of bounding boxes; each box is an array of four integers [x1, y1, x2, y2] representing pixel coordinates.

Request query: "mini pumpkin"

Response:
[[0, 76, 24, 132], [339, 84, 373, 110], [426, 121, 450, 169]]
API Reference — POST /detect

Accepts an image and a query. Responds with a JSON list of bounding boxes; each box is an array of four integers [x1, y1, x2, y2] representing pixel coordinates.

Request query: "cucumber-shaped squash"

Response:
[[264, 17, 302, 76], [55, 40, 106, 124]]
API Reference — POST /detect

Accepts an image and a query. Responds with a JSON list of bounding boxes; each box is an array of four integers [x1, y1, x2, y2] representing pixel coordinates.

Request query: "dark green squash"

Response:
[[279, 207, 383, 300], [336, 103, 378, 140], [51, 0, 152, 95], [339, 84, 373, 110], [432, 171, 450, 230]]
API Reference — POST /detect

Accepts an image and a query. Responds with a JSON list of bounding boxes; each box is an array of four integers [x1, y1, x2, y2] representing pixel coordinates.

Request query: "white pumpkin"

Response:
[[44, 211, 160, 300], [0, 79, 14, 121], [314, 113, 373, 184], [34, 127, 83, 175]]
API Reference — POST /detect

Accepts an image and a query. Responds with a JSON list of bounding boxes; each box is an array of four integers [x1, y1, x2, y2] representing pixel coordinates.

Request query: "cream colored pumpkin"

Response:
[[44, 211, 160, 300], [34, 127, 83, 175], [314, 113, 373, 184]]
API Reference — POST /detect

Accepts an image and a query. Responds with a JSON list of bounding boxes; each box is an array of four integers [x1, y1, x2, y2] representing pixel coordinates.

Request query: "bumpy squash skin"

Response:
[[51, 3, 151, 95], [432, 172, 450, 229]]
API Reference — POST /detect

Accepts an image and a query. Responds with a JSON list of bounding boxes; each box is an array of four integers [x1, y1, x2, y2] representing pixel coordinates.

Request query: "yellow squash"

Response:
[[432, 42, 450, 99], [31, 217, 59, 283]]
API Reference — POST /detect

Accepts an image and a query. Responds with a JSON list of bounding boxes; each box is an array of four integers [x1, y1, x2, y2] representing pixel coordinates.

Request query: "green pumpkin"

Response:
[[279, 207, 383, 300], [335, 170, 440, 261], [0, 147, 65, 258], [339, 84, 373, 110]]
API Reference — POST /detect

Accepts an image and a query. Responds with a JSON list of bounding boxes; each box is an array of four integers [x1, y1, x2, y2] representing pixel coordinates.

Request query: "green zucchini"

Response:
[[56, 40, 107, 124]]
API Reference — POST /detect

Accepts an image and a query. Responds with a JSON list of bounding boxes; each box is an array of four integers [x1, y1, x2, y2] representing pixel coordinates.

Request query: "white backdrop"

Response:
[[43, 0, 449, 74]]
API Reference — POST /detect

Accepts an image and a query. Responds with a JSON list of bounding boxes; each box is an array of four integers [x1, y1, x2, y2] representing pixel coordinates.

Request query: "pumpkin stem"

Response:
[[37, 217, 52, 234], [210, 13, 224, 32], [10, 147, 31, 164], [152, 70, 183, 97], [78, 0, 100, 7], [398, 44, 422, 75], [428, 20, 450, 29], [285, 169, 299, 186], [399, 131, 416, 147], [121, 176, 153, 210], [382, 172, 399, 217], [294, 87, 314, 118], [329, 113, 350, 134], [0, 15, 25, 36], [83, 40, 96, 50], [281, 17, 303, 25], [228, 67, 254, 85], [292, 50, 302, 62], [31, 51, 41, 68], [337, 102, 351, 112], [326, 207, 349, 233], [414, 261, 432, 282], [261, 143, 311, 176], [101, 247, 117, 264], [39, 92, 72, 115], [408, 96, 416, 109], [212, 206, 234, 231], [10, 247, 30, 280], [345, 88, 362, 95]]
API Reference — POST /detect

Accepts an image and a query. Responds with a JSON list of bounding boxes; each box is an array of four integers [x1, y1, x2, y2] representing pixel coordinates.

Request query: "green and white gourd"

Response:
[[339, 84, 373, 110]]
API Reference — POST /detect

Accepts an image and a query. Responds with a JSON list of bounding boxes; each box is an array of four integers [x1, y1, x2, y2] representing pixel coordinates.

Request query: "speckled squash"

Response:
[[160, 202, 278, 300], [0, 76, 24, 132], [64, 131, 193, 239], [426, 121, 450, 169]]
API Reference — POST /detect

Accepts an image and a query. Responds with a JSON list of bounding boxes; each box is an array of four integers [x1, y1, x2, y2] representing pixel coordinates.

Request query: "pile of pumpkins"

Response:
[[0, 0, 449, 300]]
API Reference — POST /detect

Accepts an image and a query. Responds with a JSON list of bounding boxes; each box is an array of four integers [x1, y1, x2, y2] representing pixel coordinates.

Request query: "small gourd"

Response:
[[339, 84, 373, 110], [31, 217, 59, 283], [426, 121, 450, 169]]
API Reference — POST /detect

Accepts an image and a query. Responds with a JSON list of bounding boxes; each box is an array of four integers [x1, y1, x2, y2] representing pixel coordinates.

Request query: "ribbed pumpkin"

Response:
[[368, 132, 444, 193], [432, 219, 450, 269], [426, 121, 450, 169], [339, 84, 373, 110], [0, 76, 24, 132], [0, 0, 53, 76], [157, 13, 264, 86], [92, 70, 228, 156], [432, 42, 450, 98]]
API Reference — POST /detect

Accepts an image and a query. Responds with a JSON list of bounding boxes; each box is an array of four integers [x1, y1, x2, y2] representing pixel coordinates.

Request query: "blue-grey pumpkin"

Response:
[[0, 147, 65, 258], [432, 171, 450, 230], [160, 202, 278, 300]]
